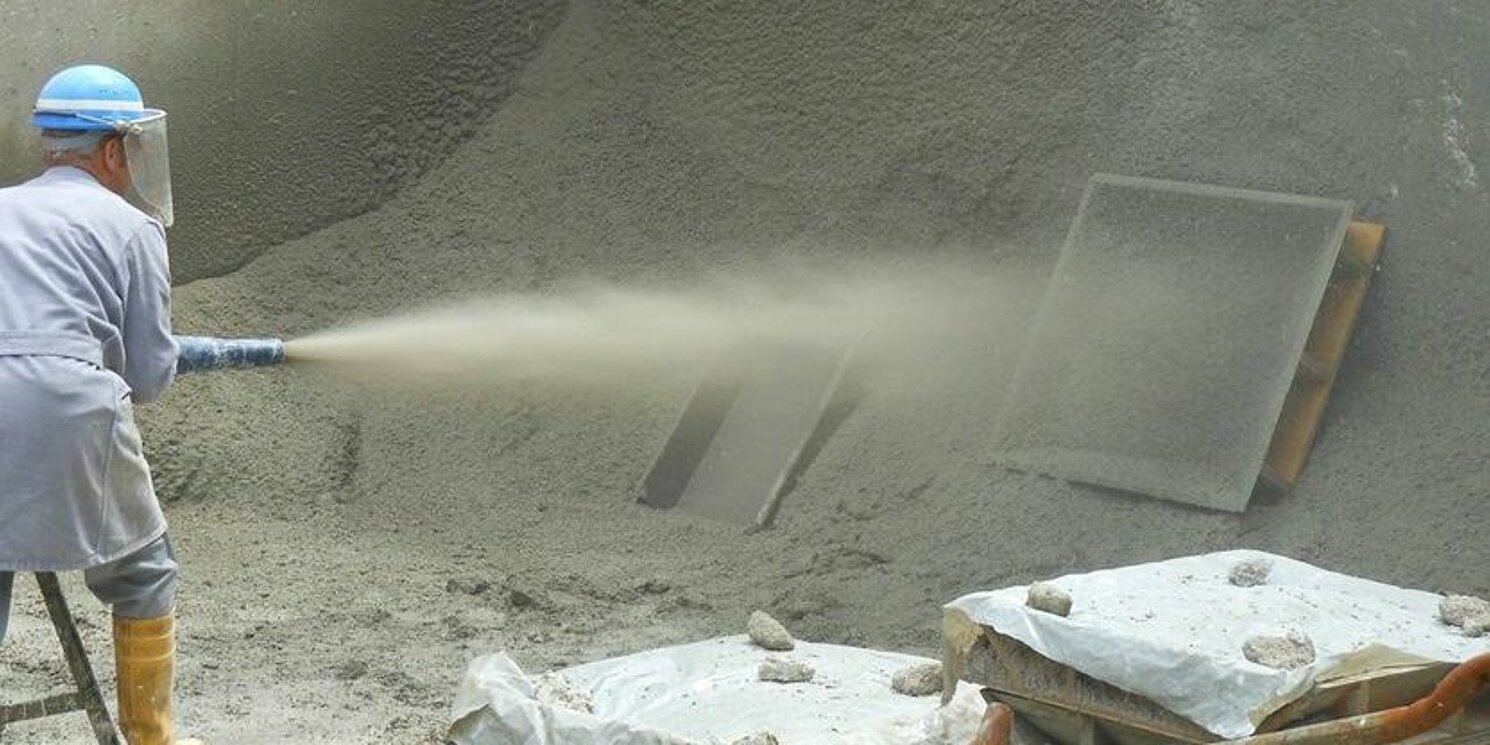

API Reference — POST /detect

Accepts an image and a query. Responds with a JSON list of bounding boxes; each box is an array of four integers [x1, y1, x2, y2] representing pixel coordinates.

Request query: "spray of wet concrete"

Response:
[[4, 2, 1489, 742]]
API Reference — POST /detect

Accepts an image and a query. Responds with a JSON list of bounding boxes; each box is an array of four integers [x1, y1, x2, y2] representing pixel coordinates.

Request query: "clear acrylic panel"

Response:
[[993, 174, 1353, 511]]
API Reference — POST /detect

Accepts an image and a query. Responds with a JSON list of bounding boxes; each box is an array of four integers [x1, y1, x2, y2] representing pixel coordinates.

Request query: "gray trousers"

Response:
[[0, 534, 177, 645]]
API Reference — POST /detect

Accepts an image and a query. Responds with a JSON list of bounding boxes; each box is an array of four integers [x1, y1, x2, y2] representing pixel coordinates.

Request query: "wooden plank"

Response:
[[1260, 219, 1386, 492], [964, 624, 1474, 744], [961, 630, 1219, 744], [1255, 661, 1451, 733], [1343, 220, 1388, 266]]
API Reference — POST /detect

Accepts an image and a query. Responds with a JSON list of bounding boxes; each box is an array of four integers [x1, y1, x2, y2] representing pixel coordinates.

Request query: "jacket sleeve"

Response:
[[120, 222, 177, 403]]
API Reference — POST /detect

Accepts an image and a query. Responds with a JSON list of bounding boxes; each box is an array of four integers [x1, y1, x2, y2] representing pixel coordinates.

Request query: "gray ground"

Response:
[[2, 2, 1489, 743]]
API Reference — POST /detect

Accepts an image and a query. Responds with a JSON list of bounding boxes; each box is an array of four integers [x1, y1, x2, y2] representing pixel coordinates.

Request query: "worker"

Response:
[[0, 64, 201, 745]]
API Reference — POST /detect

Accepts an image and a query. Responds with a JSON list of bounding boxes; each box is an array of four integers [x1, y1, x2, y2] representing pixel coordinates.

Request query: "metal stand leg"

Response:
[[0, 573, 123, 744]]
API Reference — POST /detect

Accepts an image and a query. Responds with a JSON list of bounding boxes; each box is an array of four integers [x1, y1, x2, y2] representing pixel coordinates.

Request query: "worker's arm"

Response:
[[120, 222, 176, 403]]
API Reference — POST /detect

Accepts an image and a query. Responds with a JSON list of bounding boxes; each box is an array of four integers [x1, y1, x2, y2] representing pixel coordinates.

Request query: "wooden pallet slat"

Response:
[[1260, 219, 1387, 494]]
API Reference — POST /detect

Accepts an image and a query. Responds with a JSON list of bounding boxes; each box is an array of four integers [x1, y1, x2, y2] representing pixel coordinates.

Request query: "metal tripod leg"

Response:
[[0, 573, 122, 744]]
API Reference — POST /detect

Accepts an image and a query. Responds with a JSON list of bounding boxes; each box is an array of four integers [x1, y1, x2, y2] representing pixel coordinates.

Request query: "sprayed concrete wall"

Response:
[[156, 0, 1490, 608], [0, 2, 1468, 739], [0, 1, 564, 282]]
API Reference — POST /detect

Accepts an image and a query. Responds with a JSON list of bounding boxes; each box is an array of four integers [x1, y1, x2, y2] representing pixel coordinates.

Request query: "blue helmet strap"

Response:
[[40, 130, 109, 153]]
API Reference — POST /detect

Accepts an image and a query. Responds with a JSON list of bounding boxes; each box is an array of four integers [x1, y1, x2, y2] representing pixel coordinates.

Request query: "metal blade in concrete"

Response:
[[641, 339, 856, 526]]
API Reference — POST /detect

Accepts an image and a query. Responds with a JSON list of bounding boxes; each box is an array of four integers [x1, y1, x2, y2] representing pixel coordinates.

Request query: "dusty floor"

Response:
[[4, 2, 1490, 743]]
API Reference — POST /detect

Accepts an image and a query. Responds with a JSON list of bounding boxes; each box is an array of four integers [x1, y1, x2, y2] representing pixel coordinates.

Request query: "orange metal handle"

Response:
[[969, 701, 1013, 745], [1228, 652, 1490, 745]]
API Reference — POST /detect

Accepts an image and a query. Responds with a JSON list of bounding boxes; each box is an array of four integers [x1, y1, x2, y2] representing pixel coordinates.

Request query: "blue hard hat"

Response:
[[32, 64, 162, 131]]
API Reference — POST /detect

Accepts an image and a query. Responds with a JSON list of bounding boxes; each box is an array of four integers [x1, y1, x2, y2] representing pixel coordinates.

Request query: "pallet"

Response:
[[957, 625, 1486, 745], [1258, 219, 1387, 494], [959, 630, 1219, 745]]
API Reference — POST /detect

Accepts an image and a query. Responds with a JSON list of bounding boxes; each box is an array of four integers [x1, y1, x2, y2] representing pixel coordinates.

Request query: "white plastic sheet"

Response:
[[944, 550, 1490, 739], [449, 636, 986, 744]]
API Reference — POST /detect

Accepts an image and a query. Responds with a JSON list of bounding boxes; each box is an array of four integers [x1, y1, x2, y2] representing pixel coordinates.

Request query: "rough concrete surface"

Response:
[[2, 2, 1490, 742], [1229, 558, 1275, 588], [1242, 631, 1317, 671], [1027, 583, 1074, 617], [533, 672, 594, 714], [891, 661, 944, 697], [1440, 595, 1490, 637], [747, 610, 795, 651], [731, 734, 781, 745], [0, 1, 565, 281], [757, 656, 815, 684]]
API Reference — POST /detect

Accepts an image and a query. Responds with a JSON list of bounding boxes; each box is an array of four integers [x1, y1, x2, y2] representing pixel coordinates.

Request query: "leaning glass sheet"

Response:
[[994, 174, 1353, 511]]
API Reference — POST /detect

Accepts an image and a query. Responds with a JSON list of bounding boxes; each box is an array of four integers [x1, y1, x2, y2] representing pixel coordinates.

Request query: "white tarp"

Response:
[[943, 549, 1490, 739], [448, 636, 986, 744]]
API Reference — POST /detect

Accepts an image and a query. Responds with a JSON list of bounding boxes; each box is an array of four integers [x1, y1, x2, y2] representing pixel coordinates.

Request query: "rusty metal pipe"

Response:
[[969, 701, 1013, 745], [1227, 652, 1490, 745]]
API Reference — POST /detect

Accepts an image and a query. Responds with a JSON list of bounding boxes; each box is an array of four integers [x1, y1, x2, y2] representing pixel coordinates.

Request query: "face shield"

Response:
[[115, 111, 173, 228]]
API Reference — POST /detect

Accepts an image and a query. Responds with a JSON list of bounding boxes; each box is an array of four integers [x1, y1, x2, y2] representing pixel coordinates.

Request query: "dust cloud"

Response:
[[283, 263, 1024, 388]]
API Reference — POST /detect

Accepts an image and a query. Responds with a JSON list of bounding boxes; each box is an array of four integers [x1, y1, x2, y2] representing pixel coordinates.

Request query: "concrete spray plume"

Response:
[[275, 268, 1010, 386]]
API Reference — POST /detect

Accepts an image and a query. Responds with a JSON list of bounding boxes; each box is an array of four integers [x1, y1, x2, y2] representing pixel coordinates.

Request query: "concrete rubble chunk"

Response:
[[730, 734, 781, 745], [1243, 630, 1316, 670], [1228, 557, 1273, 587], [1026, 582, 1072, 617], [758, 655, 815, 683], [445, 576, 492, 595], [333, 659, 369, 681], [891, 661, 944, 696], [1440, 594, 1490, 637], [747, 609, 796, 650], [533, 672, 594, 713]]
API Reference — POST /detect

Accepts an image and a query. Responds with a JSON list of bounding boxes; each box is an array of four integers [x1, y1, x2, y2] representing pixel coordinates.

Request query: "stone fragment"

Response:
[[333, 660, 369, 681], [1243, 630, 1316, 670], [445, 577, 491, 595], [1468, 617, 1490, 637], [1228, 558, 1273, 587], [1026, 582, 1072, 617], [747, 610, 795, 650], [891, 661, 944, 696], [534, 672, 594, 713], [1440, 595, 1490, 637], [636, 579, 671, 594], [730, 734, 780, 745], [758, 656, 814, 683]]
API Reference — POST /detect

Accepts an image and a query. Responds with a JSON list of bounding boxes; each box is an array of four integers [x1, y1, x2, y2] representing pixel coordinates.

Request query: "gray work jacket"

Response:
[[0, 166, 176, 571]]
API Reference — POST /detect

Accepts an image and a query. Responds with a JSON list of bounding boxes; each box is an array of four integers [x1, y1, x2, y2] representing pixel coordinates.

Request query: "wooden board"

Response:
[[1259, 219, 1387, 494], [957, 625, 1474, 745], [960, 630, 1219, 745]]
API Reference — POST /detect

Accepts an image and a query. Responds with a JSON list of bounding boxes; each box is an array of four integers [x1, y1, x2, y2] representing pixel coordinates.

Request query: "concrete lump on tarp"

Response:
[[447, 636, 985, 744], [943, 550, 1490, 739]]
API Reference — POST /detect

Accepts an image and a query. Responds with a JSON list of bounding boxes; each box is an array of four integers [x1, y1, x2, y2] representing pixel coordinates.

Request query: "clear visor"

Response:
[[118, 112, 173, 228]]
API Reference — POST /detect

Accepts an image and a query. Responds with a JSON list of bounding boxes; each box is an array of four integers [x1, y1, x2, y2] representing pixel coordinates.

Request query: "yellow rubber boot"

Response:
[[113, 613, 176, 745]]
